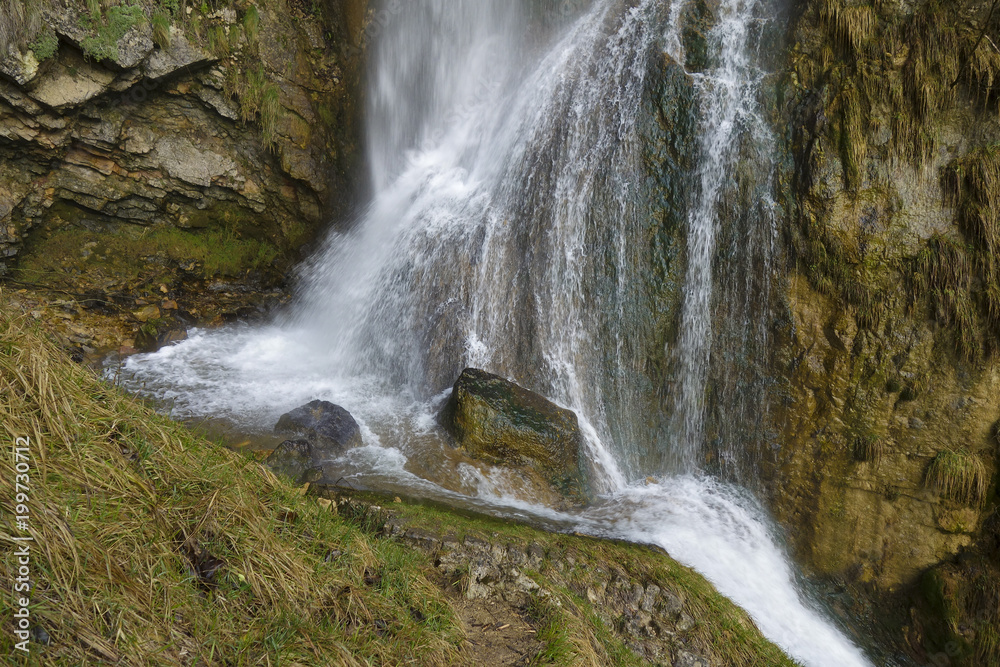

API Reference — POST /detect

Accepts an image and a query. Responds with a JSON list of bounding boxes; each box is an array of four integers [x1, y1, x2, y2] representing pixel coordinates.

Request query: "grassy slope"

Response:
[[0, 300, 465, 666], [0, 296, 796, 665]]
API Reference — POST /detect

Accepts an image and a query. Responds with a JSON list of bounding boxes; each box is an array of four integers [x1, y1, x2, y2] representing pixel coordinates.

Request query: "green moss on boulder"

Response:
[[441, 368, 587, 503]]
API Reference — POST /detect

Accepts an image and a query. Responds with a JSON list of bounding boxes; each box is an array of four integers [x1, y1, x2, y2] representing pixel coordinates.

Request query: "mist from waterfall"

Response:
[[120, 1, 872, 664]]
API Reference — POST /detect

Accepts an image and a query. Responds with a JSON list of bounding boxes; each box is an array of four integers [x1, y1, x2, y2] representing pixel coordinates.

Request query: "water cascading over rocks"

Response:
[[668, 0, 780, 475], [122, 1, 873, 664]]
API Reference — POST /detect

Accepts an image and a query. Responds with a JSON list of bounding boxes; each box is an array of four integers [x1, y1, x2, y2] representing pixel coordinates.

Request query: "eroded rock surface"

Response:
[[0, 0, 368, 350]]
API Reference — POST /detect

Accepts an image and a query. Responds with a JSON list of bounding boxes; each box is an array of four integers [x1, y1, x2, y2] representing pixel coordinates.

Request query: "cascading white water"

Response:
[[669, 0, 779, 471], [120, 1, 872, 664]]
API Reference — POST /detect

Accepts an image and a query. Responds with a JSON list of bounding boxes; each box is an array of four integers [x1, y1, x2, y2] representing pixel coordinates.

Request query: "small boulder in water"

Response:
[[264, 401, 362, 483], [440, 368, 586, 502], [275, 399, 363, 454]]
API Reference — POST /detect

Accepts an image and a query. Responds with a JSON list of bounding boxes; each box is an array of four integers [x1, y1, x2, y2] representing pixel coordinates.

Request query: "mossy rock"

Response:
[[441, 368, 586, 503]]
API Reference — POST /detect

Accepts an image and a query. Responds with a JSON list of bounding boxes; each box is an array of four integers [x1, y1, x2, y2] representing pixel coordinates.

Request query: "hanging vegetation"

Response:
[[925, 448, 990, 506], [797, 0, 1000, 359], [806, 0, 1000, 186]]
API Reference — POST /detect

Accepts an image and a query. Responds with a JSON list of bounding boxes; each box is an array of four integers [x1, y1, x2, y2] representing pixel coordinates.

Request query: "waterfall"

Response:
[[669, 0, 778, 473], [120, 1, 872, 664]]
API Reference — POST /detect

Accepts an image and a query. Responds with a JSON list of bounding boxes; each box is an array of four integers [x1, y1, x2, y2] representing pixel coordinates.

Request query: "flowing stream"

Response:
[[122, 1, 872, 664]]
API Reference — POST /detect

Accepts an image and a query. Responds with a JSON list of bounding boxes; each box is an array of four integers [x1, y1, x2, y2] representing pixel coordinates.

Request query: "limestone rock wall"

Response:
[[0, 0, 367, 301], [762, 0, 1000, 661]]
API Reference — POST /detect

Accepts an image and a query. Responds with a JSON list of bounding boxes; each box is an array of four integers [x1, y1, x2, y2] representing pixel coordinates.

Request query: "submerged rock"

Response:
[[440, 368, 586, 502], [275, 399, 363, 454]]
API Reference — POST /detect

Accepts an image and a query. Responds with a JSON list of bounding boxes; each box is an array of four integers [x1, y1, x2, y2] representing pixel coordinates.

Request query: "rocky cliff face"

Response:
[[0, 0, 366, 349], [763, 0, 1000, 662]]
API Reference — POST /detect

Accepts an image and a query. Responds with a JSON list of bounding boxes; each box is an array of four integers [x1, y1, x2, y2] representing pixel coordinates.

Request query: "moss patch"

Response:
[[15, 205, 280, 294]]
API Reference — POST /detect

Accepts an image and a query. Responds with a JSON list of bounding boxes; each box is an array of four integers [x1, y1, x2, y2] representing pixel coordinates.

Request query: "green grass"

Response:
[[804, 229, 894, 332], [800, 0, 1000, 188], [152, 226, 279, 276], [151, 11, 171, 48], [29, 28, 59, 61], [925, 449, 989, 506], [527, 593, 607, 667], [207, 24, 229, 58], [243, 3, 259, 44], [233, 64, 283, 149], [80, 2, 146, 62], [0, 305, 467, 665], [798, 1, 1000, 359], [259, 83, 281, 146]]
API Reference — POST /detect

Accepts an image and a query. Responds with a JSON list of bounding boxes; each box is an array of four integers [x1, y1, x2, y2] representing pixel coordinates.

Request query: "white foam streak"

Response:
[[577, 478, 871, 667]]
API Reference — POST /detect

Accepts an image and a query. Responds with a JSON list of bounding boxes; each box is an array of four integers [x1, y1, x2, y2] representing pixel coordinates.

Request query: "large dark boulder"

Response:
[[275, 400, 363, 454], [440, 368, 587, 502], [264, 400, 362, 484]]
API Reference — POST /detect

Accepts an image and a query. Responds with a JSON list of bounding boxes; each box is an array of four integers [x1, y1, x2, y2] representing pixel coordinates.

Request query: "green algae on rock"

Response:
[[441, 368, 588, 503]]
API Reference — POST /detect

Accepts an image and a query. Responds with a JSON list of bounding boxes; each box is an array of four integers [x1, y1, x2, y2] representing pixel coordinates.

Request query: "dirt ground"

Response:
[[452, 596, 543, 666]]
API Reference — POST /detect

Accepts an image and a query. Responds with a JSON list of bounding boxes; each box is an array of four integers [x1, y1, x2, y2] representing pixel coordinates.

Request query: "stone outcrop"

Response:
[[441, 368, 587, 502], [0, 0, 368, 346]]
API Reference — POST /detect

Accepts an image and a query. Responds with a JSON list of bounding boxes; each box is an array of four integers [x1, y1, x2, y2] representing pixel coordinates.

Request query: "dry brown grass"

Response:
[[0, 297, 465, 665], [804, 0, 1000, 187], [0, 0, 46, 54], [926, 449, 990, 506]]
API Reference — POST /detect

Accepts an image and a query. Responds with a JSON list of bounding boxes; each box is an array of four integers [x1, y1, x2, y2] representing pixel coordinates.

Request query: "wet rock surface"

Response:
[[441, 368, 587, 503], [264, 400, 362, 484], [275, 399, 363, 453]]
